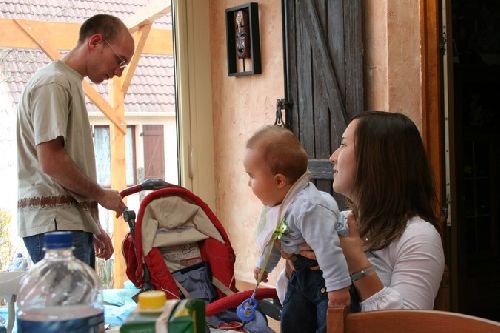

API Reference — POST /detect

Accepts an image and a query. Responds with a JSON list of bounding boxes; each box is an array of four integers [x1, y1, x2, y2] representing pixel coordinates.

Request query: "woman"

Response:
[[329, 111, 445, 311]]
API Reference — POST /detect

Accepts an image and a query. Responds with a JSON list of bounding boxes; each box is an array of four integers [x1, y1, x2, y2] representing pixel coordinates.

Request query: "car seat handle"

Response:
[[120, 179, 172, 197], [141, 178, 171, 190]]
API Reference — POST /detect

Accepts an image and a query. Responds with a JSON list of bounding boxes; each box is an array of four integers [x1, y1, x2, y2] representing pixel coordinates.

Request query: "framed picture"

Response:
[[225, 2, 261, 76]]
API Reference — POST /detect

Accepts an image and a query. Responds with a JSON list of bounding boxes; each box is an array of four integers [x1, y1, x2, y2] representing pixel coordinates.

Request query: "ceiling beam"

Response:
[[121, 23, 152, 95], [14, 19, 126, 134], [14, 19, 60, 59], [0, 19, 172, 55], [124, 0, 171, 34]]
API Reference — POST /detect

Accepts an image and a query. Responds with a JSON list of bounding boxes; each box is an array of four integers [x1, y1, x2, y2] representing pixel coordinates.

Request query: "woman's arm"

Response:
[[302, 214, 445, 310], [339, 213, 384, 301], [351, 218, 445, 311], [368, 220, 445, 310]]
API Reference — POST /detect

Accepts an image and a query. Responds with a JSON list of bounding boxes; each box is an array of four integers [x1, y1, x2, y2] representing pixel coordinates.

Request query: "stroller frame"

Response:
[[121, 179, 277, 317]]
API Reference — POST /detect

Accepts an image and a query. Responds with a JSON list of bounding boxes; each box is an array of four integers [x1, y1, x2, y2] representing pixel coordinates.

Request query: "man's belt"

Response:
[[18, 195, 97, 209]]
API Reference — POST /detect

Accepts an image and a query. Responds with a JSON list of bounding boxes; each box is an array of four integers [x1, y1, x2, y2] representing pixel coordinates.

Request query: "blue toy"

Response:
[[237, 291, 258, 322]]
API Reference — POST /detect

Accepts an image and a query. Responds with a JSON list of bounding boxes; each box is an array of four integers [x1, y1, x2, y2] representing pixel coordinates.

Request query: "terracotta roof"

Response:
[[0, 0, 171, 28], [0, 0, 175, 114]]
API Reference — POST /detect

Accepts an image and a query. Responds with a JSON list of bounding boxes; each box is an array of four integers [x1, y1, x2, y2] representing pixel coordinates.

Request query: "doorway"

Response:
[[445, 0, 500, 321]]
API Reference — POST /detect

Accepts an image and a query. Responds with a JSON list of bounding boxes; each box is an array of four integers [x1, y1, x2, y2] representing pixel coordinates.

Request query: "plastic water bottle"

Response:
[[16, 231, 105, 333]]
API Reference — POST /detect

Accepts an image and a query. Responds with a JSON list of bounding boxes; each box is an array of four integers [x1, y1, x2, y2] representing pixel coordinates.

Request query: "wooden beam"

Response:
[[420, 0, 447, 311], [0, 19, 172, 55], [420, 0, 444, 219], [109, 77, 127, 289], [0, 19, 78, 51], [125, 0, 171, 34], [14, 19, 61, 59], [122, 23, 152, 95], [82, 82, 126, 133], [14, 18, 126, 134]]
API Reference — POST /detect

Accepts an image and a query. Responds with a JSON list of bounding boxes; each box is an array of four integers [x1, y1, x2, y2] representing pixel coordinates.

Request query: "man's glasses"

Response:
[[103, 39, 128, 70]]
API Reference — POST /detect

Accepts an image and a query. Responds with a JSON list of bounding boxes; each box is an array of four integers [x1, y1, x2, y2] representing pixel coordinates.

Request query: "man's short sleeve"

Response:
[[31, 82, 69, 145]]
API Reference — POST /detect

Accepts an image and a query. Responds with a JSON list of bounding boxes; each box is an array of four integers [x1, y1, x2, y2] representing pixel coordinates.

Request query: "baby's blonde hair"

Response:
[[246, 126, 308, 184]]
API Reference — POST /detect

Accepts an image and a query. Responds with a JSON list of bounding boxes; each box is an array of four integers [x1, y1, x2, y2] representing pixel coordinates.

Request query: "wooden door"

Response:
[[428, 0, 500, 319], [282, 0, 364, 204]]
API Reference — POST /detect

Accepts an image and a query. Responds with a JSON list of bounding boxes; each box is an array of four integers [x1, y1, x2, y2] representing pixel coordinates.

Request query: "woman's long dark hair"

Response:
[[351, 111, 437, 250]]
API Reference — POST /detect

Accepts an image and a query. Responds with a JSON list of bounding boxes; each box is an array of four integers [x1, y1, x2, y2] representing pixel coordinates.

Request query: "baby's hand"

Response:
[[254, 267, 269, 282], [328, 287, 351, 307]]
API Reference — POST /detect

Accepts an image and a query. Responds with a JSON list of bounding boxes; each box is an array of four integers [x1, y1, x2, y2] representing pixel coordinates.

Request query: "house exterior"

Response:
[[0, 0, 177, 230]]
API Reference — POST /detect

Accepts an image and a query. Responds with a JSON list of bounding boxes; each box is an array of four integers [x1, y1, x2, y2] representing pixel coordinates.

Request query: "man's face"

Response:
[[88, 31, 134, 84]]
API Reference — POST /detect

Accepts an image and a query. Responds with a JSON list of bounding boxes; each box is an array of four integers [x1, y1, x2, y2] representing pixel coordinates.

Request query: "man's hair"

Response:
[[246, 125, 308, 184], [78, 14, 127, 44], [350, 111, 437, 250]]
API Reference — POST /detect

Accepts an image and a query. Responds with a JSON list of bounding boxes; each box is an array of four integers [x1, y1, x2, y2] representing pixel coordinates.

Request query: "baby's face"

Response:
[[243, 148, 282, 206]]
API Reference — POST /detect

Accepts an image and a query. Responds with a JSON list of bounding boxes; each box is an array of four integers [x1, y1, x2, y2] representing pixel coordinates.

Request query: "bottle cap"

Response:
[[138, 291, 166, 312], [44, 231, 72, 249]]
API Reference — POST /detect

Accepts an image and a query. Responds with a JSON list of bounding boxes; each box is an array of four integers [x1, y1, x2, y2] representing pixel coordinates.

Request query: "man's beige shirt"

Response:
[[17, 60, 100, 237]]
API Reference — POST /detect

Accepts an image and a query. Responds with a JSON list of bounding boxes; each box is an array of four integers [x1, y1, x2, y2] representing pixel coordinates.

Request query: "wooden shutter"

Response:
[[142, 124, 165, 180], [283, 0, 364, 204]]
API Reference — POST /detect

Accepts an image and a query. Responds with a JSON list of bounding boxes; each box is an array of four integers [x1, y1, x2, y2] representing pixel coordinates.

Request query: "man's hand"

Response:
[[94, 225, 114, 260], [97, 189, 126, 217]]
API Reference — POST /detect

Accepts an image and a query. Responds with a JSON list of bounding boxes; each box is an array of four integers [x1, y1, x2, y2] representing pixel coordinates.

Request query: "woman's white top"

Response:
[[361, 216, 445, 311]]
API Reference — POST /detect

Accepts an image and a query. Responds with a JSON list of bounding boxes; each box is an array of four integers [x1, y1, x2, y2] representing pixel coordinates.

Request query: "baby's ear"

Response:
[[275, 173, 288, 188]]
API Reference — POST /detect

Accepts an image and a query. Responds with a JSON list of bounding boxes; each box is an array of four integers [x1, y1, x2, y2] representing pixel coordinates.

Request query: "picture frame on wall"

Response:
[[225, 2, 261, 76]]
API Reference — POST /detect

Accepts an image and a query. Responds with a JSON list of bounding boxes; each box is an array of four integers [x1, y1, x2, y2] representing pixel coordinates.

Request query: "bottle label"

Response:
[[17, 313, 104, 333]]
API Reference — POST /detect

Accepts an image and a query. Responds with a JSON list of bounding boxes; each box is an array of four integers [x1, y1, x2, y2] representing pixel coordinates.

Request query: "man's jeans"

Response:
[[23, 230, 95, 268]]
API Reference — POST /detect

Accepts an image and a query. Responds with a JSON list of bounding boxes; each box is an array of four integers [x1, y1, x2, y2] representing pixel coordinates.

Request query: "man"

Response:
[[17, 14, 134, 267]]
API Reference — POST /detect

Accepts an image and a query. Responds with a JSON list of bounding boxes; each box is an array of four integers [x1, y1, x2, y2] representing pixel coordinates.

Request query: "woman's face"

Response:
[[330, 119, 358, 200]]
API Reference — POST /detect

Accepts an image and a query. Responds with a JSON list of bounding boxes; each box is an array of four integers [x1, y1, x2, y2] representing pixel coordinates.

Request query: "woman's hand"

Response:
[[338, 213, 370, 274], [328, 287, 351, 307], [296, 242, 314, 259]]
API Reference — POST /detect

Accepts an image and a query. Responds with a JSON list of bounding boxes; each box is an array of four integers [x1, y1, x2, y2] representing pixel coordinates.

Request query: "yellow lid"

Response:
[[137, 290, 166, 312]]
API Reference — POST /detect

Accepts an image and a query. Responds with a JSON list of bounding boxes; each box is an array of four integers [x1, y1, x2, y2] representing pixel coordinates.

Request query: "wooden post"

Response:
[[110, 77, 127, 288], [420, 0, 444, 219]]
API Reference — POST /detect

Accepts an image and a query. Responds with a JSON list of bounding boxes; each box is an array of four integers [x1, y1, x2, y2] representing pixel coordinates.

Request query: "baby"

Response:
[[243, 125, 351, 333]]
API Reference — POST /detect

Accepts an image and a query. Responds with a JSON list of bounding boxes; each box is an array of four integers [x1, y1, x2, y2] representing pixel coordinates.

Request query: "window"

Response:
[[93, 125, 136, 186], [93, 126, 111, 186]]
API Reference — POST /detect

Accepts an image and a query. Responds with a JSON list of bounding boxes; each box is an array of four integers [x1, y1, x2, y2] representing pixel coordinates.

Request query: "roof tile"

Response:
[[0, 0, 175, 115]]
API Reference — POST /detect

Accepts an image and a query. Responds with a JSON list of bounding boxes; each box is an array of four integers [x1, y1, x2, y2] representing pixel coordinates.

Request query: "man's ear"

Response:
[[275, 173, 288, 189], [88, 34, 103, 49]]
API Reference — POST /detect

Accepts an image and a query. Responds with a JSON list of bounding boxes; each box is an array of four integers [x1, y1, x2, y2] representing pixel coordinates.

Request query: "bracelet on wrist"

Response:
[[350, 265, 376, 282]]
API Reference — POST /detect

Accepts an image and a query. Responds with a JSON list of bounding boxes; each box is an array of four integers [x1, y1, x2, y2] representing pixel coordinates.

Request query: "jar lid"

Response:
[[138, 290, 166, 312]]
